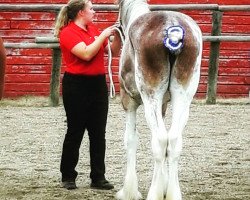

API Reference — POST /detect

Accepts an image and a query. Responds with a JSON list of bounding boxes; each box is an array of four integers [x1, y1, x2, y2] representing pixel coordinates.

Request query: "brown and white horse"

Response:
[[115, 0, 202, 200]]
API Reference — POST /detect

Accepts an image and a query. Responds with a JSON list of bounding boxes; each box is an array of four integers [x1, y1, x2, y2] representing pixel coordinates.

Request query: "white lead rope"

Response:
[[107, 25, 125, 98], [107, 40, 115, 98]]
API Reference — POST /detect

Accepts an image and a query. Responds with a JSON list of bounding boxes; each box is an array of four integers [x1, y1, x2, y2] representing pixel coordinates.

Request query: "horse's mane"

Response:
[[117, 0, 147, 5], [119, 0, 150, 34], [118, 0, 148, 13]]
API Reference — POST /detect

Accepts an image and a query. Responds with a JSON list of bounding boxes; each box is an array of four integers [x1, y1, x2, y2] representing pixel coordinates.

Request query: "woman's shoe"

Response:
[[62, 181, 77, 190], [90, 179, 114, 190]]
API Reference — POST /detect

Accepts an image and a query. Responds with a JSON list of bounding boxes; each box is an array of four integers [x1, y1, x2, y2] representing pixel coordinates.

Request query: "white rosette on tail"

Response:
[[164, 25, 185, 54]]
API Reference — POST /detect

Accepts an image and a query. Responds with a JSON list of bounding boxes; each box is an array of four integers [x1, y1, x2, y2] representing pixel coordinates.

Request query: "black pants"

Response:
[[60, 72, 109, 182]]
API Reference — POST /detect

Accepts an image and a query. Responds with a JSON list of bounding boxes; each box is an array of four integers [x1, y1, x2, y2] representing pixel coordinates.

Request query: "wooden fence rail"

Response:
[[1, 4, 250, 106], [1, 4, 250, 11], [0, 4, 219, 11]]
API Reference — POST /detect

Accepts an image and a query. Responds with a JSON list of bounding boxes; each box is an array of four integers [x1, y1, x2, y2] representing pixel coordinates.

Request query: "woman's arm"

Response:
[[71, 26, 115, 61]]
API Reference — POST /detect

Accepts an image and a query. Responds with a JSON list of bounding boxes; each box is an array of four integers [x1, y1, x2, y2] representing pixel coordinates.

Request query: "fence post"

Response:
[[0, 37, 6, 100], [50, 48, 61, 106], [49, 10, 61, 107], [206, 10, 223, 104]]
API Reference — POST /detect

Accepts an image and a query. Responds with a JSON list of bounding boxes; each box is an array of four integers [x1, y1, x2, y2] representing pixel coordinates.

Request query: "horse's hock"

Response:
[[0, 37, 6, 100]]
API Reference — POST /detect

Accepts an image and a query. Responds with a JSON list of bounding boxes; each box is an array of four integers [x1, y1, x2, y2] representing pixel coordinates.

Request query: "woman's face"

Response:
[[81, 1, 95, 24]]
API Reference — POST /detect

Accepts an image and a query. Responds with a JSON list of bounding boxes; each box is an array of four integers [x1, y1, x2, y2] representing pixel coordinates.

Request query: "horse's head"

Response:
[[116, 0, 149, 34]]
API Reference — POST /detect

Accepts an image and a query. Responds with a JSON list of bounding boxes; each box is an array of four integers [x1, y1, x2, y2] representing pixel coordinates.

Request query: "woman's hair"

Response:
[[54, 0, 89, 37]]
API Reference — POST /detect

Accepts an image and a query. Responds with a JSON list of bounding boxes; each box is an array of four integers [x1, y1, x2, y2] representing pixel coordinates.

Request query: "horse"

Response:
[[115, 0, 203, 200]]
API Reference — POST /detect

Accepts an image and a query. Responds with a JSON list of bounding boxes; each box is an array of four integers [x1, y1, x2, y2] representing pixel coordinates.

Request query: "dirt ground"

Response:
[[0, 96, 249, 200]]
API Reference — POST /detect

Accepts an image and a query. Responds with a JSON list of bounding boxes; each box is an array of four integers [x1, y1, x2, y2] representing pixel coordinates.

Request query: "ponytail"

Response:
[[54, 0, 89, 37], [54, 5, 69, 37]]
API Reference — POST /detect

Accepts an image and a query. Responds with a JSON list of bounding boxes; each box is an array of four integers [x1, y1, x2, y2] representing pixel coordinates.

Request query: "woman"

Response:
[[54, 0, 121, 190]]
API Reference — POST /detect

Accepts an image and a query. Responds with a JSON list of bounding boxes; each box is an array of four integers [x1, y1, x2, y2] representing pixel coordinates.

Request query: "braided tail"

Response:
[[163, 25, 185, 55]]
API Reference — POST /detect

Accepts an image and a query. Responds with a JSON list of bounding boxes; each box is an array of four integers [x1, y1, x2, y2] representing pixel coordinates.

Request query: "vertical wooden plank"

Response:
[[206, 11, 223, 104], [49, 10, 61, 107], [50, 48, 61, 106], [0, 37, 6, 100]]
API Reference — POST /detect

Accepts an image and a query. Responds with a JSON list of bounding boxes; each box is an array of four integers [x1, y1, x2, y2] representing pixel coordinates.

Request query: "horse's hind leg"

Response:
[[142, 91, 169, 200], [166, 69, 200, 200], [116, 89, 142, 200], [134, 83, 169, 199]]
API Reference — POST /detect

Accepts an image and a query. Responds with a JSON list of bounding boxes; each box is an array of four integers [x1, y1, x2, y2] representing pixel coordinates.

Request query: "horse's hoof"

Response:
[[116, 189, 142, 200], [116, 189, 124, 200]]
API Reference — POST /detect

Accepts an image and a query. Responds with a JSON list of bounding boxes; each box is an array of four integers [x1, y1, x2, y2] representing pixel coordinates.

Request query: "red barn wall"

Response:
[[0, 0, 249, 98]]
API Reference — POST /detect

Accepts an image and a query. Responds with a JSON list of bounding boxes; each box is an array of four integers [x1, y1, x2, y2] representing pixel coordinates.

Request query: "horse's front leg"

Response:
[[116, 95, 141, 200]]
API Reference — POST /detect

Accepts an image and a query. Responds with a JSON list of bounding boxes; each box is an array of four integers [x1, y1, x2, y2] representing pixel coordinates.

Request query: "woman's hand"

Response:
[[100, 25, 116, 38]]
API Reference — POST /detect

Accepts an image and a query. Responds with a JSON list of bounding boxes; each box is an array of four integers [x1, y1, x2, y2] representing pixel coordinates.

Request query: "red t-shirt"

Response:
[[59, 22, 108, 75]]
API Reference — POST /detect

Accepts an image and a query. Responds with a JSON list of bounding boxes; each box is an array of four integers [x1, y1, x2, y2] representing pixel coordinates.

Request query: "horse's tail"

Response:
[[163, 25, 185, 55]]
